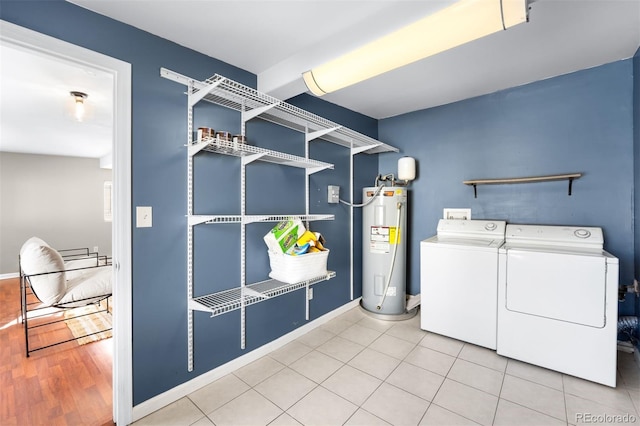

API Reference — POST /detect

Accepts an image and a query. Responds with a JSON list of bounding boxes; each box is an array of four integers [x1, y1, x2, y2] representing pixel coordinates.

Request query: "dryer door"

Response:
[[505, 249, 606, 328]]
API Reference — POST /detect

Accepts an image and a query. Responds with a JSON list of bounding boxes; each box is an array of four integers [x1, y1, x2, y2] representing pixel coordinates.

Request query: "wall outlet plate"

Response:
[[443, 208, 471, 220], [328, 185, 340, 204]]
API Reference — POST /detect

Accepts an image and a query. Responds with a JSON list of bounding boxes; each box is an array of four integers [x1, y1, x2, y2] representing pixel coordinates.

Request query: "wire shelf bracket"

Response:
[[352, 144, 382, 155], [188, 78, 224, 107], [188, 140, 211, 157], [241, 152, 266, 166], [243, 102, 279, 121], [306, 126, 342, 143]]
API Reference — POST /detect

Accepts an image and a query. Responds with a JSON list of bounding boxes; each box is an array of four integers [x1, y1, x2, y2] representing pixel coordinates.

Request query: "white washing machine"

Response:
[[497, 224, 619, 387], [421, 219, 506, 349]]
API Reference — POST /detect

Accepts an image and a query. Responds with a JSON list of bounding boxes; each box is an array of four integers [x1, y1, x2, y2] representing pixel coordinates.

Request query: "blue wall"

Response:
[[0, 0, 377, 405], [379, 61, 636, 298]]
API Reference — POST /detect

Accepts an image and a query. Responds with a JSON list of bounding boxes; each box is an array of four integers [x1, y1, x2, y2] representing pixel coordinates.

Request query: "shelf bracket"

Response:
[[188, 140, 210, 157], [242, 102, 279, 122], [305, 126, 342, 143], [242, 216, 262, 225], [568, 177, 574, 196], [473, 184, 478, 198], [352, 144, 381, 155], [306, 165, 332, 175], [188, 215, 212, 226], [188, 299, 212, 313], [241, 152, 266, 165], [188, 79, 224, 107]]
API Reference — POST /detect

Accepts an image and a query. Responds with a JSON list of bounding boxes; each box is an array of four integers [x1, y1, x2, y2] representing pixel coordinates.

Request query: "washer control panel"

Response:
[[506, 224, 603, 248], [437, 219, 506, 239]]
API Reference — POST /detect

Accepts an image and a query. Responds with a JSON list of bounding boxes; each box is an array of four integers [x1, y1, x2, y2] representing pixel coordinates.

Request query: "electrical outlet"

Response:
[[93, 246, 99, 253], [328, 185, 340, 204], [308, 288, 314, 300]]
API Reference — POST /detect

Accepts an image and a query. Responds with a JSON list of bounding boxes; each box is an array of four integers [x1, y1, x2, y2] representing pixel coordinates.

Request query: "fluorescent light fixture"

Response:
[[303, 0, 528, 96], [70, 91, 88, 122]]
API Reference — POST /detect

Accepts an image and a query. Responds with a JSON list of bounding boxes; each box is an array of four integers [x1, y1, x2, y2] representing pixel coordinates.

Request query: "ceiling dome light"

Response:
[[70, 91, 88, 122]]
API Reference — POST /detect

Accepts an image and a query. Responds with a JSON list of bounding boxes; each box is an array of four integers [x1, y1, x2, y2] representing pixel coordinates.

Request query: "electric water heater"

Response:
[[361, 187, 408, 315]]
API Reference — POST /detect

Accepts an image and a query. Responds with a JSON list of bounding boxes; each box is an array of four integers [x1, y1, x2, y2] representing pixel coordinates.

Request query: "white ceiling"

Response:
[[1, 0, 638, 159], [0, 43, 114, 159], [68, 0, 640, 119]]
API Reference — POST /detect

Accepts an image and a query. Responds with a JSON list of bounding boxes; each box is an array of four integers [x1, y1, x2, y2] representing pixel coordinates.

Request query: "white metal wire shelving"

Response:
[[164, 68, 385, 371], [161, 68, 398, 154], [184, 135, 336, 369], [189, 272, 337, 317], [189, 214, 334, 226], [163, 68, 402, 312], [189, 137, 333, 172]]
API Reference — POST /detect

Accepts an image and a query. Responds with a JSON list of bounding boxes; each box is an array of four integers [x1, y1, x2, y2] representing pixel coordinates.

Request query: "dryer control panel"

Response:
[[505, 224, 603, 249]]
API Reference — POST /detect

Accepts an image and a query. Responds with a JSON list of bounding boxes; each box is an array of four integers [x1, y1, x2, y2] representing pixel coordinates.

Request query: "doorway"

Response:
[[0, 20, 132, 425]]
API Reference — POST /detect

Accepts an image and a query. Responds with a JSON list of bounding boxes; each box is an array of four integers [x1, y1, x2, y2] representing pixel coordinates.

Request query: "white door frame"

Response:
[[0, 20, 133, 425]]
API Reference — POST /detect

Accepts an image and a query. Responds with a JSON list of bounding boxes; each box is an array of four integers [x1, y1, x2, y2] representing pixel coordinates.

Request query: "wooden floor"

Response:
[[0, 278, 114, 426]]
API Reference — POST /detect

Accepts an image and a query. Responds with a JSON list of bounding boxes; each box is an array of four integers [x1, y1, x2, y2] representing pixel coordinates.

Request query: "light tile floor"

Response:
[[134, 307, 640, 426]]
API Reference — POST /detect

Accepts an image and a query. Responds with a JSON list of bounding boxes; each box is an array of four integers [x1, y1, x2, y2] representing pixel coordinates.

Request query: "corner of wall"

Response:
[[633, 46, 640, 280], [633, 46, 640, 347]]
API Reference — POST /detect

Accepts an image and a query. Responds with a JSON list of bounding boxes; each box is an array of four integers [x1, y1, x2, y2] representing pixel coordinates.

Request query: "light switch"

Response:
[[137, 206, 152, 228]]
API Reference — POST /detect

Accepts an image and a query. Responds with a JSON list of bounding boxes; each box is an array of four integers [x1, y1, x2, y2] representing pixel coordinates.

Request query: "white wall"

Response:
[[0, 152, 112, 274]]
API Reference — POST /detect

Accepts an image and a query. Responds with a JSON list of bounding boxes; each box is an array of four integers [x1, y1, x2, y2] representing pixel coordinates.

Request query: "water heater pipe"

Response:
[[377, 201, 403, 310], [339, 184, 384, 208]]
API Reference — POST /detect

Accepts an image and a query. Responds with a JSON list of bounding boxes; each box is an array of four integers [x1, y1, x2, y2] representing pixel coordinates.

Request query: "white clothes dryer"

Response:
[[421, 219, 506, 349], [497, 224, 619, 387]]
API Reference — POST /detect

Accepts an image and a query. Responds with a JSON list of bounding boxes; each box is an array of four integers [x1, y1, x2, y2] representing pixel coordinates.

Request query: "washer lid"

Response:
[[505, 224, 604, 250], [436, 219, 506, 239]]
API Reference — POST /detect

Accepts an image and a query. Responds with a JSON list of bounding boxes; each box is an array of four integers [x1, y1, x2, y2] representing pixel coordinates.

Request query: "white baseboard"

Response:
[[131, 298, 361, 422], [0, 272, 19, 280]]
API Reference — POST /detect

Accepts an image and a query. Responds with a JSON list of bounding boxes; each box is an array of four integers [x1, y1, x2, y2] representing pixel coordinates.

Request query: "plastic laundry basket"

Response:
[[268, 250, 329, 284]]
